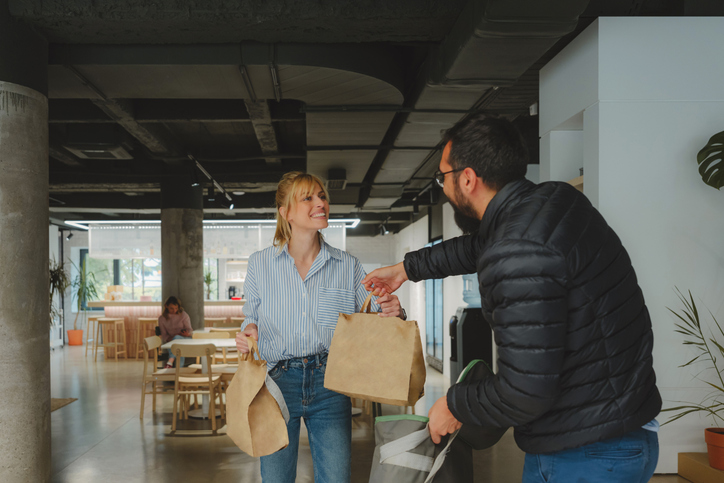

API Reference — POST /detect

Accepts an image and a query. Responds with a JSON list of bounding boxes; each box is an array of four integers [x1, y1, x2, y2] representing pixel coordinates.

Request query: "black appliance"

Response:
[[449, 307, 493, 383], [228, 286, 237, 299]]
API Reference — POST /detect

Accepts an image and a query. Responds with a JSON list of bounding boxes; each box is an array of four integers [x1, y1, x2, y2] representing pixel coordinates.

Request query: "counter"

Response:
[[88, 300, 245, 358]]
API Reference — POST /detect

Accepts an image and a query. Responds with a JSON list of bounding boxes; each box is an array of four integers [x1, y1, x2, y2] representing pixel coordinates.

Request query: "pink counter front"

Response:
[[87, 300, 245, 358]]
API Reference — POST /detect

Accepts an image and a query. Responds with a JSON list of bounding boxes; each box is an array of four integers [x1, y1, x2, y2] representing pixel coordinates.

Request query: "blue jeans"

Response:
[[167, 335, 191, 366], [260, 353, 351, 483], [522, 428, 659, 483]]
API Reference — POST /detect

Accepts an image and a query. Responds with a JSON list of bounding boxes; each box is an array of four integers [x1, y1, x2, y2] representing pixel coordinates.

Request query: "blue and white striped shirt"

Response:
[[241, 240, 379, 370]]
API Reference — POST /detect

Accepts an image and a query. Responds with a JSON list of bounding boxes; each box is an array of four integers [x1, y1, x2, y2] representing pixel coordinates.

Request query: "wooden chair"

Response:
[[139, 336, 196, 419], [170, 343, 224, 433], [85, 315, 101, 357], [135, 318, 158, 360], [209, 328, 240, 364], [203, 317, 227, 328], [213, 319, 240, 328], [95, 318, 127, 361], [191, 332, 230, 365], [230, 317, 245, 326]]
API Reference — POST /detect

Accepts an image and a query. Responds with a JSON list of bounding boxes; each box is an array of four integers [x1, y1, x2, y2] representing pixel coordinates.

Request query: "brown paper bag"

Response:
[[324, 293, 426, 406], [226, 337, 289, 457]]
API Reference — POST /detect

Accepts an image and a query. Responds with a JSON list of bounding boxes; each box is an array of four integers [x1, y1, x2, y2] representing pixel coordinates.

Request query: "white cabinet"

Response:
[[222, 259, 248, 299]]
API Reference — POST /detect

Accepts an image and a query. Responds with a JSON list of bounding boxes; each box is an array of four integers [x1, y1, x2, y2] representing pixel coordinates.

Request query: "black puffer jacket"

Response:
[[404, 179, 661, 454]]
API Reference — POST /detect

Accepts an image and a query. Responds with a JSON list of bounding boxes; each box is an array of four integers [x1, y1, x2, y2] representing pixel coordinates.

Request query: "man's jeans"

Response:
[[522, 427, 659, 483], [260, 353, 351, 483]]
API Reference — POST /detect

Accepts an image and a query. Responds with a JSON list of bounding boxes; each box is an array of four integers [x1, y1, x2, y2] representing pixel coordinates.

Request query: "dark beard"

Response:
[[451, 197, 481, 235]]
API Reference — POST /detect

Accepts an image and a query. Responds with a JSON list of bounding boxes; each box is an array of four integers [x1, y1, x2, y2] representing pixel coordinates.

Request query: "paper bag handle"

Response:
[[240, 335, 260, 362], [361, 292, 374, 313]]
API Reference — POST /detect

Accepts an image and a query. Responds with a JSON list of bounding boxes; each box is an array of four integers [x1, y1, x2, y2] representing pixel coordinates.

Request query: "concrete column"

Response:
[[0, 2, 50, 481], [161, 167, 204, 330]]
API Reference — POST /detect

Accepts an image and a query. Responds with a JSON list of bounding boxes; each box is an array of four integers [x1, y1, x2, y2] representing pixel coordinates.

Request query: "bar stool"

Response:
[[204, 317, 227, 328], [85, 315, 101, 357], [95, 318, 128, 362], [136, 317, 158, 359]]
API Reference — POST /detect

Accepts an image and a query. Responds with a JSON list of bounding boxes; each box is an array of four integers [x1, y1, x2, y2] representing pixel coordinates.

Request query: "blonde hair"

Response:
[[273, 171, 330, 248]]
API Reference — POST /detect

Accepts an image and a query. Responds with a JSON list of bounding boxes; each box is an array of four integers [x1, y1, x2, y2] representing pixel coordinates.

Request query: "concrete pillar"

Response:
[[160, 166, 204, 330], [0, 1, 50, 481]]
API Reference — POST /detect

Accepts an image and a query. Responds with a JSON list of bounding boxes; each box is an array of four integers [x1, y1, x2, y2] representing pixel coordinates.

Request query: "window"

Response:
[[77, 250, 219, 306], [424, 239, 444, 372]]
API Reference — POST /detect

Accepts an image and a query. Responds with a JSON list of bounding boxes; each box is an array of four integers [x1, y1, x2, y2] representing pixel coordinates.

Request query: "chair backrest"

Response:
[[142, 336, 162, 375], [230, 317, 245, 324], [170, 343, 216, 358], [192, 332, 229, 339], [204, 317, 227, 328], [209, 327, 241, 335]]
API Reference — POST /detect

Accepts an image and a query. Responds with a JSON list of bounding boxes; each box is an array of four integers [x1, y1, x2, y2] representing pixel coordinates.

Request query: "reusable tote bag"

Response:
[[368, 360, 507, 482], [226, 337, 290, 457], [325, 293, 426, 406]]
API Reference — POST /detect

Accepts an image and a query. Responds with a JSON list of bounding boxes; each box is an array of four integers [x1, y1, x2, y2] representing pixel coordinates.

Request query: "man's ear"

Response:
[[461, 167, 478, 193]]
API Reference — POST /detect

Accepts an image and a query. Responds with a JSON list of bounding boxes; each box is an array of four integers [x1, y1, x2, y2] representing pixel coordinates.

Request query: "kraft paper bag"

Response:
[[226, 336, 290, 457], [325, 293, 426, 406]]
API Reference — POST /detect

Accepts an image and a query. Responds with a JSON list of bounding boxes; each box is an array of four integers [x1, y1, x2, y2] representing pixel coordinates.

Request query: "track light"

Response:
[[379, 224, 389, 236], [207, 187, 216, 202], [66, 232, 74, 241]]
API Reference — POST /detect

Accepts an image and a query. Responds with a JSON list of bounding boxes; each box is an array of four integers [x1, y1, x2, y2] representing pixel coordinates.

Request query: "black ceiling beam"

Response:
[[244, 99, 281, 166], [49, 146, 84, 168], [305, 145, 433, 151], [64, 64, 183, 159], [301, 105, 527, 115]]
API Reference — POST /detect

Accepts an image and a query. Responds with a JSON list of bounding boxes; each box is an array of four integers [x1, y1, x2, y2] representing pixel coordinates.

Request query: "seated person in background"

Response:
[[158, 296, 192, 368]]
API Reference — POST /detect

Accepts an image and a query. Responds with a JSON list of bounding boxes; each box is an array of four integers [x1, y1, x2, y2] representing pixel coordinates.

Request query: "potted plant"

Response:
[[68, 259, 100, 346], [663, 289, 724, 469], [696, 130, 724, 189], [204, 270, 214, 300], [49, 258, 70, 327]]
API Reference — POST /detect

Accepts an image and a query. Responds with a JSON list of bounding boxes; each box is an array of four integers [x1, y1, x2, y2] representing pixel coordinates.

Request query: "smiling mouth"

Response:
[[311, 213, 327, 219]]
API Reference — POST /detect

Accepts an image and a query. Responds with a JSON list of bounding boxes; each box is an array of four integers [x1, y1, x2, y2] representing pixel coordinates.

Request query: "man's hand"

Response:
[[376, 293, 402, 318], [362, 262, 409, 295], [428, 396, 462, 444], [235, 324, 258, 353]]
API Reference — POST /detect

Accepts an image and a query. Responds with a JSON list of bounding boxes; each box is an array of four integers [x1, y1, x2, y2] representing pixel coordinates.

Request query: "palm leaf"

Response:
[[697, 130, 724, 190]]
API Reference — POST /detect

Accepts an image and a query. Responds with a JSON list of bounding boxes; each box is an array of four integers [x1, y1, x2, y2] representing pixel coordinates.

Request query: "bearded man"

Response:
[[362, 114, 661, 483]]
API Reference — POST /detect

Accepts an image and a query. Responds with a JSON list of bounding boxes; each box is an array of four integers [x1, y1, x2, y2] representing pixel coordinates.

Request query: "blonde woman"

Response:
[[235, 171, 403, 483]]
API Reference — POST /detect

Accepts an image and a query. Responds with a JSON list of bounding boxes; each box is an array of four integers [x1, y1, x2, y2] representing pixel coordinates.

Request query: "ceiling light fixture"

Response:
[[189, 153, 234, 208], [207, 186, 216, 202], [66, 232, 74, 241]]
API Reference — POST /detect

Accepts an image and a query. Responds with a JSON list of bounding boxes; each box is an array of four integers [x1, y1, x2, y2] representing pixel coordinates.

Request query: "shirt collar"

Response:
[[271, 238, 343, 261]]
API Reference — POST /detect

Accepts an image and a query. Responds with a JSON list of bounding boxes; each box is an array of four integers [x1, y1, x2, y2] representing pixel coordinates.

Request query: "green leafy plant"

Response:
[[204, 270, 214, 300], [697, 130, 724, 190], [49, 258, 70, 327], [71, 259, 100, 331], [662, 288, 724, 426]]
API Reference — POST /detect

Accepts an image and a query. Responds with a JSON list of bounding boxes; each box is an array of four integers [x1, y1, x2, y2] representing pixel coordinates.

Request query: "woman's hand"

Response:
[[377, 293, 402, 318], [235, 324, 258, 353]]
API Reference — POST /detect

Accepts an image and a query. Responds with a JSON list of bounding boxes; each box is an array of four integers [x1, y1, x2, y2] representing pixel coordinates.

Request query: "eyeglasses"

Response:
[[434, 168, 465, 188]]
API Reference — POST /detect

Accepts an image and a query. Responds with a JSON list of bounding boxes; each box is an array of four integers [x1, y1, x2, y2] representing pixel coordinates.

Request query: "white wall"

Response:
[[541, 17, 724, 473]]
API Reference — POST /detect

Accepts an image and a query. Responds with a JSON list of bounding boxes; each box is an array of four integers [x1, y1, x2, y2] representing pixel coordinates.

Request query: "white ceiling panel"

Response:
[[306, 111, 395, 146], [306, 150, 377, 184], [362, 197, 398, 209], [279, 66, 403, 106]]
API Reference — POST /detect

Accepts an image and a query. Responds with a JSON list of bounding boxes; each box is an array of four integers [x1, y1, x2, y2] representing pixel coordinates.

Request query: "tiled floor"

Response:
[[50, 346, 688, 482]]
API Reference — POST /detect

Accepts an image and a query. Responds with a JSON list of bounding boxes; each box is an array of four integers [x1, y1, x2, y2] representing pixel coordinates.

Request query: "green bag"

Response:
[[368, 360, 507, 482]]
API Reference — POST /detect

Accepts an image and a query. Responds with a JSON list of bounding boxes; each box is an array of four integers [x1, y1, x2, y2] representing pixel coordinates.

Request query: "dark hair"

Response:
[[162, 296, 184, 319], [442, 114, 528, 191]]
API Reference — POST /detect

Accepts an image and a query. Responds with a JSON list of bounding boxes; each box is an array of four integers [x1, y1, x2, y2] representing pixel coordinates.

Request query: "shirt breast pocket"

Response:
[[316, 287, 356, 331]]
